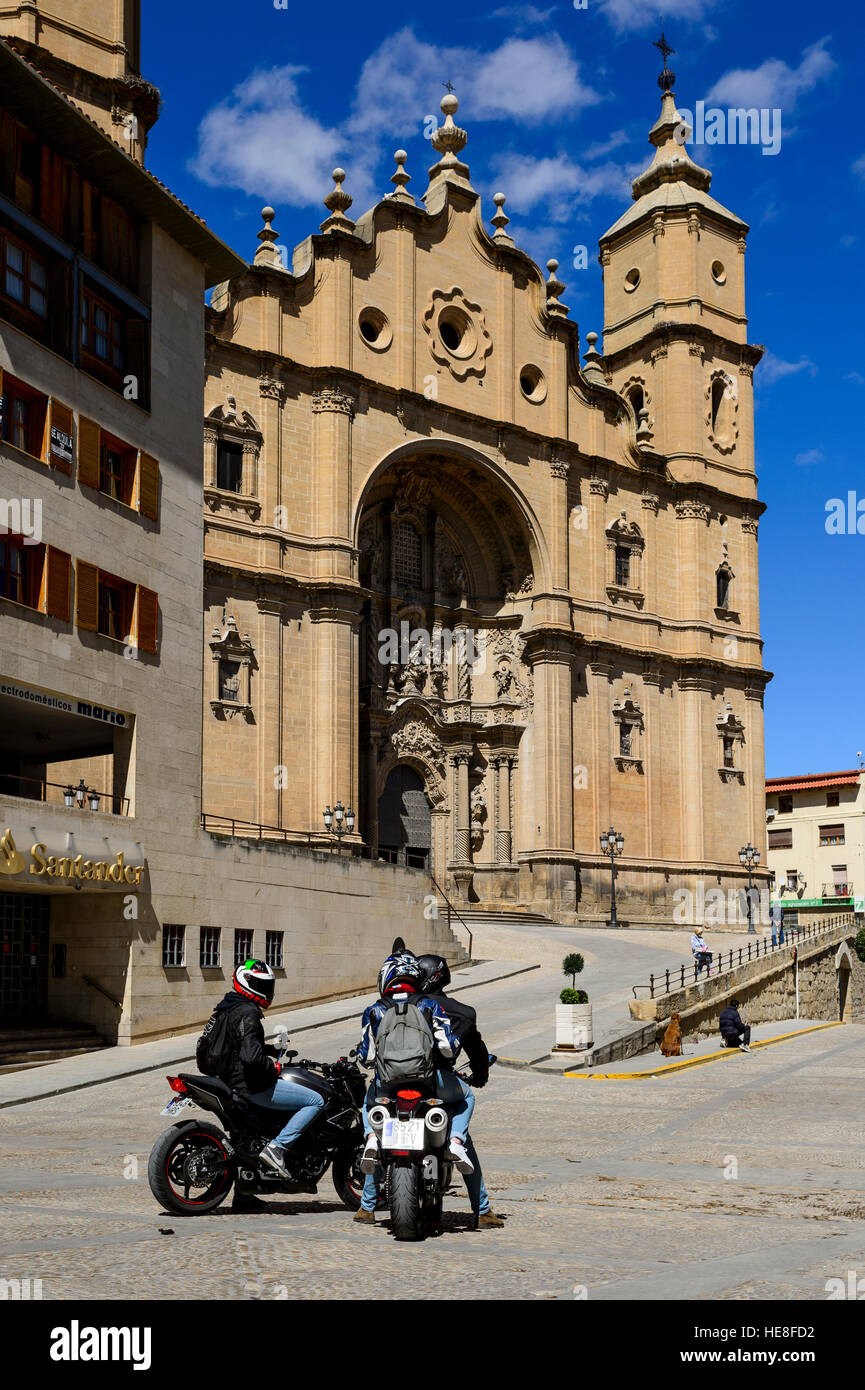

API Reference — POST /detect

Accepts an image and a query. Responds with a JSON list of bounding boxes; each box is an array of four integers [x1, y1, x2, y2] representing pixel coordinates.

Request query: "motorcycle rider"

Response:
[[209, 959, 325, 1181], [415, 953, 504, 1230], [353, 954, 468, 1224]]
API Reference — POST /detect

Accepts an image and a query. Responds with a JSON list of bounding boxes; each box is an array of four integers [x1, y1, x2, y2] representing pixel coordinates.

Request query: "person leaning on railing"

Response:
[[690, 925, 713, 976]]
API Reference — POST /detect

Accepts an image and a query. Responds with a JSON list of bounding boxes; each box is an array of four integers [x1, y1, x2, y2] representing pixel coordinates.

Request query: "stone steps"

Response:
[[0, 1024, 107, 1073]]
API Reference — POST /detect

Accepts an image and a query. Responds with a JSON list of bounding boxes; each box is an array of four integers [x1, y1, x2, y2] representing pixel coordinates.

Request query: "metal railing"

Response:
[[201, 813, 320, 847], [631, 914, 853, 999], [83, 975, 122, 1009], [430, 873, 473, 959], [0, 773, 129, 815], [822, 883, 853, 899]]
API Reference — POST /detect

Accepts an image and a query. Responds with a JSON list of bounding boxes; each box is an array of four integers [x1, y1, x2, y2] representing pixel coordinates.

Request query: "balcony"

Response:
[[822, 883, 853, 900], [0, 773, 129, 816]]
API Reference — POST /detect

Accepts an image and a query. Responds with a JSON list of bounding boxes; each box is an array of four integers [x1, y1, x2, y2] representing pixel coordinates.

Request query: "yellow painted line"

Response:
[[565, 1022, 843, 1079]]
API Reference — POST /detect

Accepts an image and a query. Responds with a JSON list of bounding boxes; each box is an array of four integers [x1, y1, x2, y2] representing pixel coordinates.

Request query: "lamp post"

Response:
[[322, 800, 356, 855], [600, 825, 624, 928], [738, 842, 760, 934]]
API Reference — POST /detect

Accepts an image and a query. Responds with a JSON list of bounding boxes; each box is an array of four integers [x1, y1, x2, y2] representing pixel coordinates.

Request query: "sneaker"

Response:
[[360, 1133, 380, 1174], [259, 1142, 290, 1178], [740, 1044, 752, 1053], [353, 1207, 375, 1224], [448, 1136, 475, 1174]]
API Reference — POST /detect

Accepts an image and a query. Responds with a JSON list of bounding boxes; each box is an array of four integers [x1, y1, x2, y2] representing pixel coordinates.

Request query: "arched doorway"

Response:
[[378, 765, 431, 869]]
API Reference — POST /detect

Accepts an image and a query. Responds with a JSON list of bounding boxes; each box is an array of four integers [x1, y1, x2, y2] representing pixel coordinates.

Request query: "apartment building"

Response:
[[766, 769, 865, 923]]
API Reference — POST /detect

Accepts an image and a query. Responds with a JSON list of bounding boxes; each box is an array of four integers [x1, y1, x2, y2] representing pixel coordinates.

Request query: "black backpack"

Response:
[[196, 1005, 234, 1077]]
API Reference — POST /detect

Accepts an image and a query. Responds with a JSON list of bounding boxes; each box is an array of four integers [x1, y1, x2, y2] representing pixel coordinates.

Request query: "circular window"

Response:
[[357, 307, 392, 352], [711, 261, 726, 285], [437, 306, 476, 359], [624, 268, 640, 293], [519, 364, 546, 403]]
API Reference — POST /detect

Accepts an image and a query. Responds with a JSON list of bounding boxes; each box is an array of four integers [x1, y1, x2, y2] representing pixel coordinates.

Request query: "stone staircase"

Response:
[[445, 906, 557, 929], [0, 1024, 107, 1074]]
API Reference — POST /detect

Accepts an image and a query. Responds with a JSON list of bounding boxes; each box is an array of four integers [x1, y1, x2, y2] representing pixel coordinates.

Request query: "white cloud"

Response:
[[853, 154, 865, 181], [844, 371, 865, 385], [758, 352, 818, 385], [584, 129, 630, 160], [189, 66, 377, 209], [599, 0, 720, 34], [706, 38, 835, 112], [489, 152, 633, 223], [794, 447, 825, 467]]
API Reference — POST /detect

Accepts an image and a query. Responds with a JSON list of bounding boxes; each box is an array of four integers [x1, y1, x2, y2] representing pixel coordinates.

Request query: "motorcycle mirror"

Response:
[[273, 1027, 289, 1049]]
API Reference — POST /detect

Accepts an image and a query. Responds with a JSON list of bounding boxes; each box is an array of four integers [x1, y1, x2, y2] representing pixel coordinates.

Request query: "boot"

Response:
[[475, 1209, 504, 1229], [353, 1207, 375, 1224]]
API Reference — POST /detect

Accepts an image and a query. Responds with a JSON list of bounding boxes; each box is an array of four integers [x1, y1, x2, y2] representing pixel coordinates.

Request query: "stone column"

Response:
[[203, 423, 218, 489], [365, 731, 381, 858], [452, 752, 471, 862], [494, 755, 513, 863], [549, 455, 570, 593], [258, 377, 285, 523], [256, 595, 284, 827], [677, 674, 709, 863], [311, 386, 354, 581], [308, 592, 362, 831], [522, 628, 576, 910]]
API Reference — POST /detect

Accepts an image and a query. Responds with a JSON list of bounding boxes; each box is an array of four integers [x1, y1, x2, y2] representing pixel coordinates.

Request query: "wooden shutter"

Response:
[[42, 546, 71, 621], [77, 415, 100, 488], [76, 560, 99, 631], [39, 146, 65, 236], [47, 400, 74, 474], [137, 452, 159, 520], [136, 585, 158, 654]]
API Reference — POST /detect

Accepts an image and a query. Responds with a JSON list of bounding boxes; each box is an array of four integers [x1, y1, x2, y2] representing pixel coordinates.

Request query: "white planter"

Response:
[[555, 1002, 593, 1051]]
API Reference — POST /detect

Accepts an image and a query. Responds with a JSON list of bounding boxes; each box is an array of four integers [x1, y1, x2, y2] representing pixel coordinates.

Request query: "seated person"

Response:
[[719, 998, 752, 1051]]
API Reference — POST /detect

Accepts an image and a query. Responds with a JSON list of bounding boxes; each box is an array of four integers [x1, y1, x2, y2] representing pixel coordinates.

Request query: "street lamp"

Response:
[[322, 800, 356, 854], [74, 778, 87, 809], [600, 825, 625, 928], [87, 788, 101, 812], [738, 842, 760, 934]]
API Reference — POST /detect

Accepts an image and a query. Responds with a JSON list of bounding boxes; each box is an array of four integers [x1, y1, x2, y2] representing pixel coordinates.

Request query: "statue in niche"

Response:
[[493, 662, 515, 699], [470, 786, 488, 851]]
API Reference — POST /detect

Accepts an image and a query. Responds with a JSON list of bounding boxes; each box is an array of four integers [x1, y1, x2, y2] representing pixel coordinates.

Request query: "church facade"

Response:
[[202, 76, 770, 928]]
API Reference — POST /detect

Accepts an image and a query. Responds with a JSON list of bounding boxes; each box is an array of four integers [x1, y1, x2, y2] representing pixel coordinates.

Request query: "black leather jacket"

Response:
[[212, 992, 279, 1097], [427, 991, 490, 1087]]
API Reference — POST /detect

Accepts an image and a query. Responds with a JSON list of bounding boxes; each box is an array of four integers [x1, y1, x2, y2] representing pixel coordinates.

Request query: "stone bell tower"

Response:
[[0, 0, 158, 159], [599, 36, 761, 482]]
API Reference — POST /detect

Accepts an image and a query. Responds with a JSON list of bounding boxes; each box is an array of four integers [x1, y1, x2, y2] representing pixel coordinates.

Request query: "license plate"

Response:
[[161, 1096, 193, 1116], [381, 1117, 425, 1150]]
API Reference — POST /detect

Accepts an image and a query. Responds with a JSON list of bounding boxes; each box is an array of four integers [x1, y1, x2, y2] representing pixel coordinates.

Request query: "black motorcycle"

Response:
[[147, 1042, 373, 1216]]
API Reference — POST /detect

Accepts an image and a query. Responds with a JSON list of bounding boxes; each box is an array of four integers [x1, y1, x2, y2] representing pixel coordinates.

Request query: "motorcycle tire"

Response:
[[332, 1141, 388, 1212], [148, 1120, 234, 1216], [389, 1163, 423, 1241]]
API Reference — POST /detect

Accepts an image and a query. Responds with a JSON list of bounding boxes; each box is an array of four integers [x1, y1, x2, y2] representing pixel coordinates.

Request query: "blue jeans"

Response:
[[247, 1076, 325, 1149], [360, 1076, 489, 1214]]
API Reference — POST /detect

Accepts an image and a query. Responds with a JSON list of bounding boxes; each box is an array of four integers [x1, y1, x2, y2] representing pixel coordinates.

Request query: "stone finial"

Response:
[[254, 205, 283, 268], [321, 168, 355, 232], [426, 91, 471, 191], [582, 331, 606, 384], [491, 192, 513, 245], [389, 149, 415, 204], [636, 406, 654, 448], [545, 258, 568, 317]]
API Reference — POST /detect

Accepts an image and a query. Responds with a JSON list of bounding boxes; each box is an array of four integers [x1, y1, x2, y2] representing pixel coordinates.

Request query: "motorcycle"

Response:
[[366, 1056, 496, 1242], [147, 1031, 373, 1216]]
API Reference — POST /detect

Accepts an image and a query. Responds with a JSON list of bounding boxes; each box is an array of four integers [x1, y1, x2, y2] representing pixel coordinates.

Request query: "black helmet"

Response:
[[416, 954, 451, 993], [233, 958, 275, 1007]]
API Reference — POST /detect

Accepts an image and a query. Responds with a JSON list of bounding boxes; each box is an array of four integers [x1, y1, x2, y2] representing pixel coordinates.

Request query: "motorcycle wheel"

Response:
[[332, 1140, 388, 1212], [389, 1164, 423, 1241], [148, 1120, 234, 1215]]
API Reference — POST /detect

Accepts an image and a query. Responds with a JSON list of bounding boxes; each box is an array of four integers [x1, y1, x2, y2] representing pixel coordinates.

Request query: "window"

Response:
[[99, 435, 137, 506], [0, 374, 47, 458], [265, 930, 284, 970], [200, 927, 221, 969], [832, 865, 848, 892], [819, 824, 845, 846], [80, 288, 126, 374], [615, 545, 630, 588], [778, 795, 793, 814], [826, 791, 840, 808], [394, 522, 422, 588], [722, 736, 735, 769], [785, 871, 798, 891], [234, 929, 254, 966], [0, 533, 36, 606], [768, 828, 793, 850], [218, 660, 241, 702], [97, 572, 135, 642], [216, 441, 243, 493], [619, 724, 632, 757], [76, 561, 158, 653], [1, 231, 48, 320], [162, 924, 185, 968]]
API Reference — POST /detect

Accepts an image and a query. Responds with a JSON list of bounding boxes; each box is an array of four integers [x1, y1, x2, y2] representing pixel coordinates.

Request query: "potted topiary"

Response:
[[555, 952, 593, 1051]]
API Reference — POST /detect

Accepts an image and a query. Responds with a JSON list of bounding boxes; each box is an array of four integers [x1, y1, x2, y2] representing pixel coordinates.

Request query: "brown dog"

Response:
[[660, 1012, 683, 1057]]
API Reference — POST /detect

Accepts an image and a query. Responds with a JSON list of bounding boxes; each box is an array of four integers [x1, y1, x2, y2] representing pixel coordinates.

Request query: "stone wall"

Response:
[[628, 922, 864, 1045]]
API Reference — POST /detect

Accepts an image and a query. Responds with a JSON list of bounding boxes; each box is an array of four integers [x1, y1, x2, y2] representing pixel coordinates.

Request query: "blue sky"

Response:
[[144, 0, 864, 777]]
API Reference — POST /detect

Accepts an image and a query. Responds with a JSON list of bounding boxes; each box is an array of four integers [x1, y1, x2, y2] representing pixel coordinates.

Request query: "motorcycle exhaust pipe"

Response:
[[368, 1105, 389, 1132], [424, 1106, 448, 1148]]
